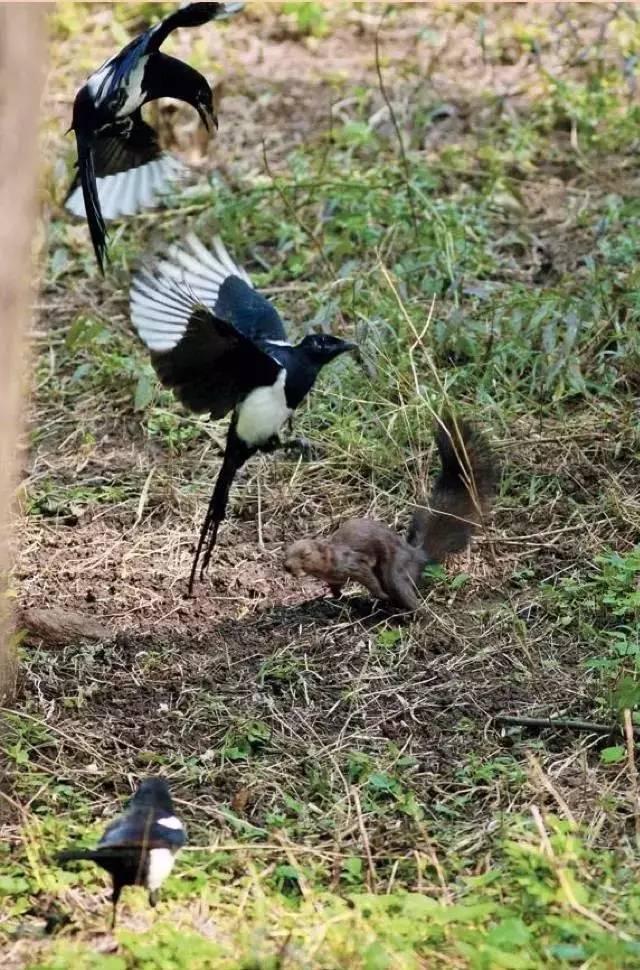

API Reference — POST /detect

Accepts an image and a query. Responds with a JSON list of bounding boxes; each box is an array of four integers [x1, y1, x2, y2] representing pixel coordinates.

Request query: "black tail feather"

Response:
[[57, 845, 136, 866], [76, 132, 108, 274], [154, 3, 242, 47], [57, 848, 101, 865], [187, 431, 252, 595], [200, 517, 222, 578], [188, 488, 222, 596]]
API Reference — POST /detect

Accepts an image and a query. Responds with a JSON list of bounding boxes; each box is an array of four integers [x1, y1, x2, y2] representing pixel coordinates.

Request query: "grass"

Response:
[[3, 2, 640, 967]]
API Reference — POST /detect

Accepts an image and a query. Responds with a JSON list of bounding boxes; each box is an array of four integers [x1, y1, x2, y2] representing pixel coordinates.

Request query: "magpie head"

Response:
[[191, 82, 218, 133], [130, 778, 174, 812], [298, 334, 356, 367]]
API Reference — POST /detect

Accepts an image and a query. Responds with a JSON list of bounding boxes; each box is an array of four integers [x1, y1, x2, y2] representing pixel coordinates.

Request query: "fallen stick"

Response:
[[494, 714, 639, 738], [18, 608, 110, 646]]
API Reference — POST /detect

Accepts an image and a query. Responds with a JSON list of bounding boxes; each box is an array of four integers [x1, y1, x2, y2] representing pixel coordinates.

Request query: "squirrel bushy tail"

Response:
[[408, 415, 497, 564]]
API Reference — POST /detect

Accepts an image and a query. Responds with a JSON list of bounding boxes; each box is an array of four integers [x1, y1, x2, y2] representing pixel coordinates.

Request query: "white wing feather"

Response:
[[130, 235, 252, 353]]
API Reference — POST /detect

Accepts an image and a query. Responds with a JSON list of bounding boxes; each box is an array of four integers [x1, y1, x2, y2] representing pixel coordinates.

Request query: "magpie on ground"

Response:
[[129, 234, 356, 594], [57, 778, 186, 927], [66, 2, 243, 273]]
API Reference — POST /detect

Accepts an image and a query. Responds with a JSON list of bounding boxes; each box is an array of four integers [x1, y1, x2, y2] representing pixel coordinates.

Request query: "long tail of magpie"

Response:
[[155, 2, 244, 46], [75, 132, 108, 274], [57, 847, 104, 864], [188, 429, 252, 596], [58, 844, 142, 865]]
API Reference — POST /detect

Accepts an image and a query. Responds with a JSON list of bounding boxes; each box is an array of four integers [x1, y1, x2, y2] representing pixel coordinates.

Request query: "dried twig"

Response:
[[353, 788, 376, 892], [374, 7, 419, 237], [132, 466, 155, 529], [623, 709, 640, 846], [527, 753, 576, 826], [495, 714, 636, 737]]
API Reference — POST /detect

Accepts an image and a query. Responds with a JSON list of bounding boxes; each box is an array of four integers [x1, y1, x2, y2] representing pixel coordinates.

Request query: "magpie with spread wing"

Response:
[[66, 2, 243, 273], [129, 234, 356, 594], [57, 778, 185, 927]]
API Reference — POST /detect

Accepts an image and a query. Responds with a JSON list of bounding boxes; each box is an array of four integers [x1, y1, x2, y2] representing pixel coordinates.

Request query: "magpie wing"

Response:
[[130, 270, 281, 417], [74, 131, 108, 274], [66, 112, 186, 224], [79, 114, 161, 178], [158, 234, 288, 343], [100, 807, 186, 850]]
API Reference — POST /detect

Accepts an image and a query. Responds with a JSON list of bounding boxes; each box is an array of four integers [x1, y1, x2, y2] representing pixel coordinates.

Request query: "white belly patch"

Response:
[[236, 370, 292, 447], [146, 847, 175, 891]]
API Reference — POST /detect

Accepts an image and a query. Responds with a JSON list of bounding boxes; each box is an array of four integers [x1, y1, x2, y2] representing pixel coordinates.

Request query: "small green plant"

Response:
[[375, 628, 403, 651], [545, 547, 640, 716], [282, 2, 331, 38], [221, 721, 271, 762], [145, 408, 204, 453]]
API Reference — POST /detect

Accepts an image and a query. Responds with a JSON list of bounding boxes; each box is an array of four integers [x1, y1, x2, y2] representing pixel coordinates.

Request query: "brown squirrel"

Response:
[[284, 416, 497, 610]]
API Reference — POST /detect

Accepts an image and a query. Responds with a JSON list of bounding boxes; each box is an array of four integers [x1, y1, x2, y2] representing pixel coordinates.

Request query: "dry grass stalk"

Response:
[[623, 708, 640, 846]]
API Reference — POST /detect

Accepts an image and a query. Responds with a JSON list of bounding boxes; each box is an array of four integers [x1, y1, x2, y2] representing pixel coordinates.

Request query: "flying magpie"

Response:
[[129, 234, 356, 594], [66, 2, 243, 273], [57, 778, 186, 927]]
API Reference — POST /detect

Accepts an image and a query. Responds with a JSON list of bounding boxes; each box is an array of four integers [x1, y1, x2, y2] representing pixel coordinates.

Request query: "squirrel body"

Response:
[[284, 416, 497, 610]]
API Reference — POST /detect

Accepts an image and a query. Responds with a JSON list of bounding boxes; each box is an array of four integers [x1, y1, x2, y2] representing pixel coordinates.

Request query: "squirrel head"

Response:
[[284, 539, 334, 579]]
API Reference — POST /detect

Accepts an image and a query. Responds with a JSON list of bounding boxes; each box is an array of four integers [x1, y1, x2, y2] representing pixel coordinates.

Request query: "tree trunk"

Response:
[[0, 4, 48, 701]]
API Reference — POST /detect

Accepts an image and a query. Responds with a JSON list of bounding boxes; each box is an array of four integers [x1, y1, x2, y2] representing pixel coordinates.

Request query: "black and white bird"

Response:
[[129, 234, 356, 594], [66, 2, 243, 273], [57, 778, 186, 926]]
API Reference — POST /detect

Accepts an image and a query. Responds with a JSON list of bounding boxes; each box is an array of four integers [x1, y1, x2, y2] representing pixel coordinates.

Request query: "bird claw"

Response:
[[281, 437, 322, 461]]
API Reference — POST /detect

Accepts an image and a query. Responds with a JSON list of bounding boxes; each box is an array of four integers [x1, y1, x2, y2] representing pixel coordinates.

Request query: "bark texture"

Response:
[[0, 4, 48, 700]]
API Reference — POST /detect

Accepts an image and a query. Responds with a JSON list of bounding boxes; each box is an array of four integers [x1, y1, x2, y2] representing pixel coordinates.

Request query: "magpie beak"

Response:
[[197, 103, 218, 132], [329, 340, 357, 357]]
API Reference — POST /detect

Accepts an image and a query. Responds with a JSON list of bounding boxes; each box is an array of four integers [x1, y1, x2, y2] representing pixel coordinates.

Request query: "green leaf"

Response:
[[363, 942, 391, 970], [50, 247, 70, 279], [486, 917, 531, 949], [549, 944, 587, 960], [282, 793, 304, 816], [368, 772, 396, 792], [450, 572, 471, 590], [71, 362, 93, 384], [600, 745, 626, 764], [422, 562, 446, 581], [341, 856, 364, 884], [376, 629, 402, 648], [612, 676, 640, 712], [223, 745, 247, 761], [134, 372, 155, 412], [0, 874, 30, 895]]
